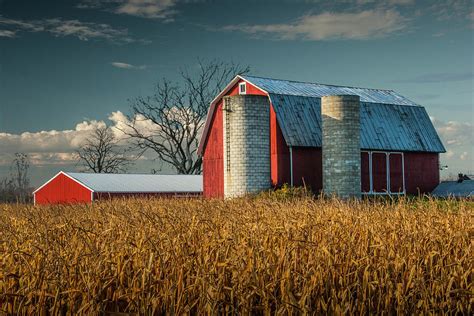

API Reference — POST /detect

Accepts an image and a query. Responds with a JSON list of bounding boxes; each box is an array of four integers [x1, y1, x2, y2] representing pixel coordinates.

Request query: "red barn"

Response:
[[197, 75, 445, 198], [33, 172, 202, 205]]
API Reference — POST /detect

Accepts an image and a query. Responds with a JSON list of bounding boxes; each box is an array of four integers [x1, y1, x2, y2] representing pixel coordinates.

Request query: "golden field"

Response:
[[0, 196, 472, 314]]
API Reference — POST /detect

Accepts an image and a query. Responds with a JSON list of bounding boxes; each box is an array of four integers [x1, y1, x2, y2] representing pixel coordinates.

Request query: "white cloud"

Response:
[[116, 0, 177, 20], [388, 0, 414, 4], [445, 150, 455, 158], [0, 111, 161, 167], [0, 16, 141, 43], [223, 9, 408, 41], [28, 153, 78, 166], [78, 0, 178, 20], [0, 120, 106, 158], [111, 62, 147, 70], [0, 17, 44, 31], [431, 117, 474, 147], [431, 117, 474, 173], [429, 0, 473, 21], [357, 0, 414, 5], [0, 29, 16, 37], [108, 111, 157, 138]]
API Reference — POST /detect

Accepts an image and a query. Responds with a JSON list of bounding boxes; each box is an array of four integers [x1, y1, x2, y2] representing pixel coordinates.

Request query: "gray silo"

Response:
[[321, 95, 361, 198], [223, 95, 271, 198]]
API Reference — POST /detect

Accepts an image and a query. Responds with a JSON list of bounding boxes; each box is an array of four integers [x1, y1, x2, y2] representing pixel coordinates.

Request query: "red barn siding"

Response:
[[270, 106, 290, 187], [404, 152, 439, 194], [35, 173, 92, 205], [203, 100, 224, 198], [291, 147, 323, 193], [228, 79, 265, 96]]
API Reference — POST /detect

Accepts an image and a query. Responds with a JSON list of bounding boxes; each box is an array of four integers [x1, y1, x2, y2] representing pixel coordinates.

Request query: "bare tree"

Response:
[[76, 125, 131, 173], [13, 153, 30, 193], [122, 59, 250, 174], [0, 153, 31, 203]]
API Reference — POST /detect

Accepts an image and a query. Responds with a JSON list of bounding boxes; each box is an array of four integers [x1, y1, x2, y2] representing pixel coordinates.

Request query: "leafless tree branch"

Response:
[[0, 153, 31, 203], [121, 59, 250, 174], [76, 126, 132, 173]]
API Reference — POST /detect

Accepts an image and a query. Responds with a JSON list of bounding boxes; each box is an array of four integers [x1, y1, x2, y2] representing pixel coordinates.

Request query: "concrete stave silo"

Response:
[[321, 95, 361, 199], [223, 95, 271, 198]]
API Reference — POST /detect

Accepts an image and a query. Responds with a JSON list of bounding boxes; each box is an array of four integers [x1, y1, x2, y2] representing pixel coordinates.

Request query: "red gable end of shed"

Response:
[[34, 172, 92, 205]]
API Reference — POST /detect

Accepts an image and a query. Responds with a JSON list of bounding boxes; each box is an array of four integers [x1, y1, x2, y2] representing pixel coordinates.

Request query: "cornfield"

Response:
[[1, 197, 472, 314]]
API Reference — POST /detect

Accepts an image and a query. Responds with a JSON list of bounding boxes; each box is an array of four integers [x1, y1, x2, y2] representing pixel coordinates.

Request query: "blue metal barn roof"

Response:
[[245, 76, 445, 153], [269, 94, 445, 152], [197, 75, 446, 155], [241, 75, 417, 106]]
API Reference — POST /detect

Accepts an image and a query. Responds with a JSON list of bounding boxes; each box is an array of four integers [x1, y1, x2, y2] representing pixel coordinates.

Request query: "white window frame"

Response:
[[238, 82, 246, 95], [362, 151, 405, 195]]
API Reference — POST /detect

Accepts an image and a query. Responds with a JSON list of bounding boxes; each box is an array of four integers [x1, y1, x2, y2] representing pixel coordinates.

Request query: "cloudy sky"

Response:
[[0, 0, 473, 186]]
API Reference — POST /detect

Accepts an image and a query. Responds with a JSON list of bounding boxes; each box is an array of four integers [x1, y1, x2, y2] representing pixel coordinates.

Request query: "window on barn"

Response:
[[389, 153, 404, 193], [372, 152, 388, 193], [239, 82, 246, 95], [363, 151, 405, 195], [361, 152, 371, 193]]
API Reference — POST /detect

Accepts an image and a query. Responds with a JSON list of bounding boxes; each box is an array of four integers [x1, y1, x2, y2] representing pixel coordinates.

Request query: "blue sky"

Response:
[[0, 0, 472, 186]]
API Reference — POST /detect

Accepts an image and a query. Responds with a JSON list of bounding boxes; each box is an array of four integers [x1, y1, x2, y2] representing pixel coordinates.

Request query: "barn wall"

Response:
[[35, 173, 92, 205], [203, 100, 224, 198], [270, 105, 291, 187], [227, 79, 265, 96], [291, 147, 323, 193], [94, 192, 201, 200], [404, 152, 439, 194], [274, 150, 439, 195]]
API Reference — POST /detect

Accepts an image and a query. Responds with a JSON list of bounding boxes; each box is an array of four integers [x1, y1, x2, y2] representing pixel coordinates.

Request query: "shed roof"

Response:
[[431, 180, 474, 198], [49, 172, 202, 193], [198, 75, 445, 154]]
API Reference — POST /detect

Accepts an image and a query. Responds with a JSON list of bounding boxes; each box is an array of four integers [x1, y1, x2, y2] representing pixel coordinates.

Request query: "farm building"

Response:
[[33, 172, 203, 205], [198, 75, 446, 198], [432, 175, 474, 198]]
